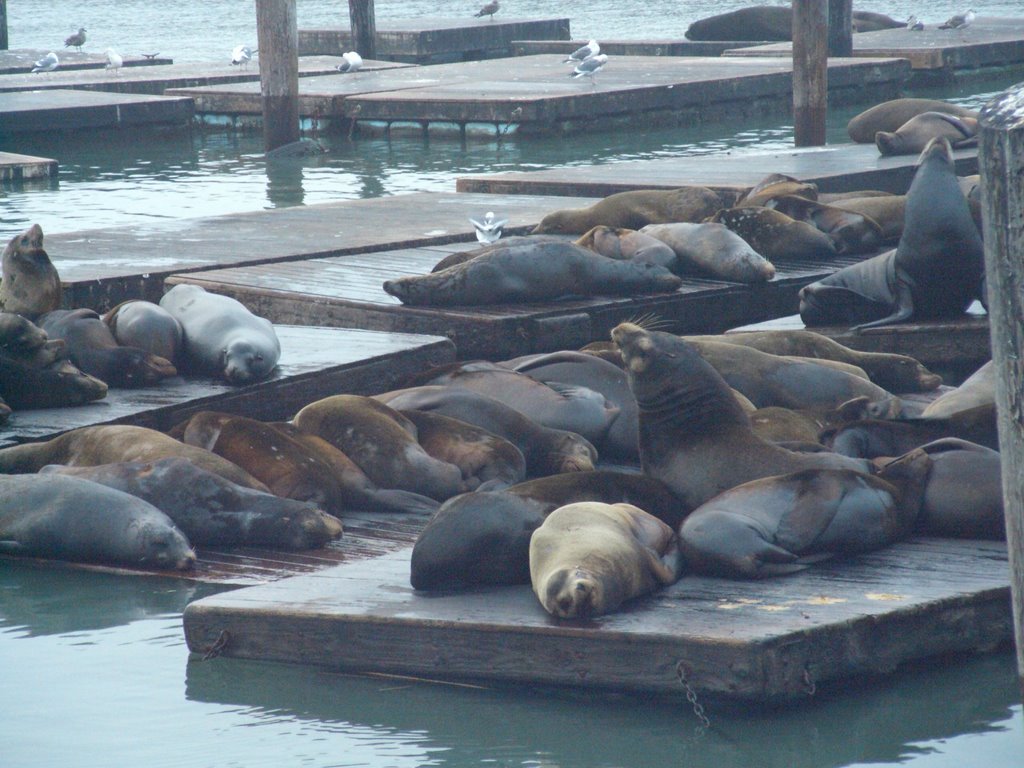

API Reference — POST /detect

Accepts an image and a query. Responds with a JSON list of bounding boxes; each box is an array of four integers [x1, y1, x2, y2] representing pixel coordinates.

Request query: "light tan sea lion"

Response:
[[639, 222, 776, 282], [532, 187, 725, 235], [875, 112, 979, 157], [847, 98, 979, 143], [0, 223, 62, 320], [574, 225, 677, 269]]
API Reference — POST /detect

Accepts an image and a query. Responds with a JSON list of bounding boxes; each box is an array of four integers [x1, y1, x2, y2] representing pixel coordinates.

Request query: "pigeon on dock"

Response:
[[564, 39, 600, 64], [475, 1, 499, 20], [31, 52, 59, 74], [939, 9, 975, 29], [906, 15, 925, 31], [231, 45, 256, 67], [105, 48, 123, 75], [570, 54, 608, 85], [469, 211, 508, 244], [336, 50, 363, 73], [64, 27, 87, 52]]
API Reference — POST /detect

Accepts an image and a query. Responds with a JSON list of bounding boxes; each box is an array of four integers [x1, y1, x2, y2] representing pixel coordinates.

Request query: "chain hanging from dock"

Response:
[[675, 661, 711, 733], [201, 629, 231, 661]]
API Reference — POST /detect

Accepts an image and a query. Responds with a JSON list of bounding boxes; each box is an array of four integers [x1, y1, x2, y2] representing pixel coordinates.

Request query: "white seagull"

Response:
[[564, 39, 600, 65], [906, 15, 925, 31], [105, 48, 123, 75], [336, 50, 363, 73], [570, 53, 608, 85], [64, 27, 87, 52], [31, 51, 59, 74], [939, 9, 975, 29], [474, 0, 499, 20], [231, 45, 256, 67], [469, 211, 508, 244]]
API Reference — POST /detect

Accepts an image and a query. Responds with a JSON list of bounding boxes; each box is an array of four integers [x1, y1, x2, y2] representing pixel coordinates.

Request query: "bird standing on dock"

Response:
[[31, 51, 59, 74], [570, 54, 608, 85], [336, 51, 363, 73], [939, 9, 975, 29], [231, 45, 256, 67], [906, 15, 925, 31], [105, 48, 123, 75], [64, 27, 87, 52], [564, 39, 600, 65], [469, 211, 508, 244], [474, 0, 499, 21], [141, 52, 160, 60]]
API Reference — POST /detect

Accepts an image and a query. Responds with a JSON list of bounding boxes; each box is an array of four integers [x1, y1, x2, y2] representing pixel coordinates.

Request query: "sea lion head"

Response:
[[874, 130, 903, 157], [550, 431, 598, 473], [540, 565, 603, 619], [111, 347, 177, 387], [919, 135, 954, 166], [4, 223, 46, 263], [133, 519, 197, 571], [223, 338, 275, 384]]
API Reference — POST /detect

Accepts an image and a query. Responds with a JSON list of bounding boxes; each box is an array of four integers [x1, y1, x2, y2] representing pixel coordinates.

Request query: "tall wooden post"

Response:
[[256, 0, 300, 153], [977, 83, 1024, 701], [827, 0, 852, 57], [792, 0, 828, 147], [0, 0, 8, 50], [348, 0, 376, 60]]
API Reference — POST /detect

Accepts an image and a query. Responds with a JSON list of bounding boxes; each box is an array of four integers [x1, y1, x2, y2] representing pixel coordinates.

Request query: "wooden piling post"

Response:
[[348, 0, 377, 60], [0, 0, 8, 50], [792, 0, 828, 147], [255, 0, 300, 153], [827, 0, 853, 57], [977, 83, 1024, 701]]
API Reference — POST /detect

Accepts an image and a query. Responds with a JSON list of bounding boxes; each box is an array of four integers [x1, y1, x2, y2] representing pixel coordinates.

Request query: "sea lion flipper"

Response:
[[852, 283, 914, 332]]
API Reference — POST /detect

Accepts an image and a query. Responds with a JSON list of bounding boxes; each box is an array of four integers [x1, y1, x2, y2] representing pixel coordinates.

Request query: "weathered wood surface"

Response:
[[792, 0, 828, 147], [0, 49, 172, 75], [0, 89, 193, 133], [299, 17, 571, 63], [511, 39, 759, 57], [0, 150, 57, 181], [182, 538, 1012, 704], [42, 192, 592, 311], [456, 143, 979, 198], [0, 325, 454, 444], [255, 0, 301, 151], [164, 244, 871, 360]]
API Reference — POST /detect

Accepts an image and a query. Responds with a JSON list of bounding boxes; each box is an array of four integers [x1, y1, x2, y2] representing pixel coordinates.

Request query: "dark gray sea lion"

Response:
[[847, 99, 979, 143], [875, 112, 979, 157], [0, 311, 50, 353], [0, 348, 108, 409], [708, 206, 838, 260], [374, 385, 598, 476], [102, 300, 184, 363], [0, 473, 195, 570], [611, 322, 869, 510], [529, 501, 683, 619], [38, 308, 177, 388], [825, 403, 997, 458], [798, 138, 984, 330], [763, 194, 884, 254], [41, 457, 344, 549], [429, 235, 565, 273], [383, 240, 682, 307], [0, 425, 268, 491], [0, 224, 62, 320], [639, 222, 776, 282], [685, 6, 793, 41], [532, 187, 725, 235], [852, 10, 906, 31], [159, 283, 280, 384], [574, 226, 677, 269]]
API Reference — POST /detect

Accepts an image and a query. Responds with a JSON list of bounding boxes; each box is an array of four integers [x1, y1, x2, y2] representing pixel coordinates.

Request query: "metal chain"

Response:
[[675, 661, 711, 732], [201, 629, 231, 661], [802, 667, 817, 697]]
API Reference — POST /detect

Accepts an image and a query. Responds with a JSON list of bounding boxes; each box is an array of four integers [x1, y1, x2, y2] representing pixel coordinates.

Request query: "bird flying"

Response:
[[469, 211, 508, 244]]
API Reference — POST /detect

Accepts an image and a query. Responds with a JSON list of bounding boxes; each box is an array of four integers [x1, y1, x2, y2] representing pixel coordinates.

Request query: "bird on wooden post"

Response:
[[564, 39, 600, 65], [939, 9, 975, 29], [64, 27, 87, 52], [31, 52, 59, 74], [475, 1, 500, 21], [570, 54, 608, 86], [105, 48, 123, 75]]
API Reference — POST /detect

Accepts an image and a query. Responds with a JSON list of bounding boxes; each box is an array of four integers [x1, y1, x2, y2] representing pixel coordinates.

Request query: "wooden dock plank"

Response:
[[0, 151, 57, 182], [0, 325, 454, 444], [456, 143, 979, 198], [512, 39, 758, 57], [0, 89, 194, 133], [0, 49, 173, 75], [182, 538, 1012, 703]]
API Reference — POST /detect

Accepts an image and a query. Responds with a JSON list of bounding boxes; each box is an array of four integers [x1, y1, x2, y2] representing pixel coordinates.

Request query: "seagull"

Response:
[[231, 45, 256, 67], [570, 53, 608, 85], [469, 211, 508, 244], [31, 51, 59, 74], [64, 27, 87, 52], [906, 15, 925, 31], [939, 9, 975, 29], [336, 50, 363, 73], [105, 48, 123, 75], [564, 39, 600, 65], [474, 0, 499, 20]]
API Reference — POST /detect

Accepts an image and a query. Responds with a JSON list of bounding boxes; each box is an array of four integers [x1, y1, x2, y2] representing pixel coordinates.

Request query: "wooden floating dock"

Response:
[[298, 17, 571, 64], [512, 39, 756, 57], [0, 89, 194, 133], [182, 538, 1012, 705], [0, 49, 173, 75], [457, 143, 979, 198], [725, 17, 1024, 85], [0, 151, 57, 182], [167, 54, 909, 135]]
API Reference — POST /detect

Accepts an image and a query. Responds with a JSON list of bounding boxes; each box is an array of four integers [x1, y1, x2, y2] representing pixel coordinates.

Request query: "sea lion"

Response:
[[748, 406, 828, 444], [798, 138, 984, 330], [638, 222, 776, 282], [37, 308, 177, 388], [429, 235, 565, 273], [677, 456, 929, 579], [851, 10, 906, 31], [708, 207, 838, 260], [374, 385, 598, 477], [0, 473, 195, 570], [763, 194, 883, 255], [685, 6, 793, 41], [611, 322, 869, 510], [0, 348, 108, 409], [532, 187, 725, 235], [574, 226, 677, 269], [292, 394, 466, 501], [875, 112, 979, 157], [847, 99, 979, 144], [383, 240, 682, 307], [0, 425, 268, 491], [159, 283, 280, 384], [828, 195, 906, 243], [102, 300, 184, 363], [921, 360, 993, 418], [0, 311, 50, 353], [0, 223, 62, 320], [40, 457, 343, 549], [737, 173, 818, 207], [529, 501, 684, 619]]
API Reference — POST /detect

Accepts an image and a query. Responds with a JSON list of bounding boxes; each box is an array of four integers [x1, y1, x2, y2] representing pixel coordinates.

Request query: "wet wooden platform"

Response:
[[41, 192, 591, 311], [456, 143, 979, 198], [0, 325, 454, 445], [167, 55, 909, 135], [182, 538, 1012, 704], [163, 244, 870, 360], [0, 151, 57, 182], [299, 17, 571, 64], [0, 49, 173, 75], [0, 89, 193, 133], [512, 39, 756, 57]]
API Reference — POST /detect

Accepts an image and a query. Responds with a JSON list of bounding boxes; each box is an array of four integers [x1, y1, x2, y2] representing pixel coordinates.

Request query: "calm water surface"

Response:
[[0, 3, 1022, 766]]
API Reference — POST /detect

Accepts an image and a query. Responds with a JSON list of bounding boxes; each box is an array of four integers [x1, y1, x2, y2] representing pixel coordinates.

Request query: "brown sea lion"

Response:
[[828, 195, 906, 243], [531, 187, 725, 235], [738, 173, 818, 207], [847, 99, 979, 143], [102, 300, 184, 363], [851, 10, 906, 31], [875, 112, 979, 157], [748, 406, 828, 444], [574, 226, 677, 269], [921, 360, 993, 418], [0, 223, 62, 320], [708, 206, 837, 260], [0, 349, 108, 409], [639, 222, 776, 282], [529, 501, 683, 618], [763, 194, 884, 254], [0, 311, 50, 353], [611, 322, 869, 510], [825, 403, 998, 458], [685, 6, 793, 41]]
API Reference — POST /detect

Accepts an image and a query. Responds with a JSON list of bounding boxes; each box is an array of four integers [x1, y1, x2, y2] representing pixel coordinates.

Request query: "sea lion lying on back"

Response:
[[847, 98, 979, 144], [532, 187, 725, 235], [875, 112, 979, 157]]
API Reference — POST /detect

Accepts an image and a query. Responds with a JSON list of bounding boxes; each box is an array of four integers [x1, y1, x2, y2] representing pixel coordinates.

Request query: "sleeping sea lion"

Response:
[[708, 207, 837, 260], [532, 187, 725, 235], [875, 112, 979, 157], [639, 222, 776, 282], [847, 99, 979, 143]]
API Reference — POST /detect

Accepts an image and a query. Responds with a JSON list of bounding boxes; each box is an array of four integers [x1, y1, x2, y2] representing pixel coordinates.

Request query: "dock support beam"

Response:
[[256, 0, 300, 153], [348, 0, 377, 60], [827, 0, 853, 56], [0, 0, 7, 50], [978, 83, 1024, 701], [792, 0, 828, 147]]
